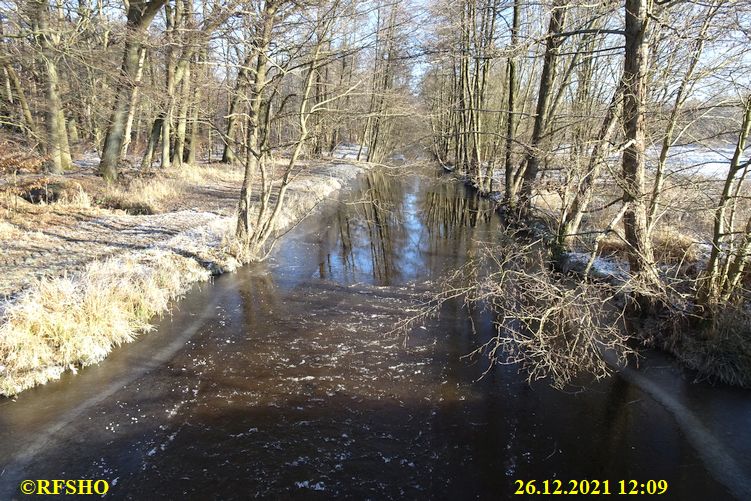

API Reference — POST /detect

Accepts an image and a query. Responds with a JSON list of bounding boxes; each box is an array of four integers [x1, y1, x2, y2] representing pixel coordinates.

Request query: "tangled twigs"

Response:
[[393, 237, 636, 389]]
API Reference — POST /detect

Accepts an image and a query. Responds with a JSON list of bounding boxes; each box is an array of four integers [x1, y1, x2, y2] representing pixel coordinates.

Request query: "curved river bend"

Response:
[[0, 167, 749, 500]]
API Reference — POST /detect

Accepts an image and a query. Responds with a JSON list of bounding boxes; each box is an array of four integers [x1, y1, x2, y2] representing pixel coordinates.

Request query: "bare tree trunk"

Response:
[[30, 0, 72, 174], [160, 1, 181, 170], [140, 117, 163, 169], [247, 12, 334, 259], [557, 81, 624, 251], [186, 77, 200, 164], [701, 97, 751, 308], [359, 2, 398, 164], [503, 0, 521, 205], [1, 62, 38, 143], [172, 61, 191, 166], [517, 0, 568, 214], [236, 0, 277, 240], [1, 66, 11, 104], [476, 0, 499, 193], [98, 0, 166, 181], [222, 51, 253, 164], [646, 1, 719, 233], [120, 47, 147, 158], [722, 215, 751, 303], [621, 0, 661, 303]]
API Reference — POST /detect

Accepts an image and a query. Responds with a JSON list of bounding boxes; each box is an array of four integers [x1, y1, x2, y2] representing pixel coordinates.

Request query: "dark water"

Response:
[[1, 167, 750, 500]]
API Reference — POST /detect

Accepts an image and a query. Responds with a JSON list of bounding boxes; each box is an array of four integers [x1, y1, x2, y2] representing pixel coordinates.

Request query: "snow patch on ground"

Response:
[[331, 144, 368, 160], [272, 163, 364, 231], [559, 252, 629, 285]]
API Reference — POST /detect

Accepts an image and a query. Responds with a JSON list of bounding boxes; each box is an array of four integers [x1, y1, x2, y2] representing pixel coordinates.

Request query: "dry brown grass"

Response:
[[593, 233, 626, 257], [0, 220, 20, 239], [0, 249, 210, 396], [0, 161, 244, 215], [0, 141, 46, 175], [1, 177, 90, 206], [0, 158, 363, 396], [99, 163, 244, 214], [596, 228, 700, 264], [0, 165, 242, 395], [100, 177, 178, 214], [170, 162, 245, 184], [652, 228, 701, 264], [531, 188, 563, 212]]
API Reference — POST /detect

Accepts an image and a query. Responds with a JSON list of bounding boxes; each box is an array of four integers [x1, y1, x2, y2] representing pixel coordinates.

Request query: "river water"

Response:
[[0, 166, 749, 500]]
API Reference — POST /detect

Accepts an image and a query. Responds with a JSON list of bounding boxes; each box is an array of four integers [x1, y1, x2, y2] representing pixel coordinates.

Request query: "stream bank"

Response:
[[0, 160, 373, 396]]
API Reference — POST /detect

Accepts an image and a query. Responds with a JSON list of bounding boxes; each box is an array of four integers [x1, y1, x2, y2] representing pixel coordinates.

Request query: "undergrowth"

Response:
[[394, 236, 635, 389], [658, 305, 751, 387]]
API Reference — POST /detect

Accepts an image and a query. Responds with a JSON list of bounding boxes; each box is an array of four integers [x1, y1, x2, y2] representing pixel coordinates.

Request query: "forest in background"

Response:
[[1, 0, 751, 386]]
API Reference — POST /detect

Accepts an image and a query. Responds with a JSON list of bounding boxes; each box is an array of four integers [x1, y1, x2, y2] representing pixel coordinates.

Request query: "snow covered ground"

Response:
[[331, 144, 368, 160]]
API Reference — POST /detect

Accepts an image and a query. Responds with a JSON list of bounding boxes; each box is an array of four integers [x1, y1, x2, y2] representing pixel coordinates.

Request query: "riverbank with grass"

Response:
[[0, 157, 372, 396]]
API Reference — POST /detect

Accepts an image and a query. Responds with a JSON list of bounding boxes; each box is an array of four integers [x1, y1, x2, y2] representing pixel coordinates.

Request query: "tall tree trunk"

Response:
[[44, 58, 71, 173], [476, 0, 499, 193], [517, 0, 568, 214], [172, 61, 191, 166], [237, 0, 277, 239], [160, 109, 172, 168], [120, 47, 147, 158], [557, 81, 624, 251], [98, 0, 166, 181], [700, 97, 751, 309], [140, 117, 163, 169], [622, 0, 661, 304], [221, 51, 253, 163], [67, 113, 79, 143], [31, 0, 72, 174], [185, 77, 200, 164], [503, 0, 521, 205], [646, 1, 719, 233], [2, 62, 38, 143]]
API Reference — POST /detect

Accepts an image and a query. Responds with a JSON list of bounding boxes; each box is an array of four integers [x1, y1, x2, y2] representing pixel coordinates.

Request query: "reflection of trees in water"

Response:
[[423, 182, 494, 239], [330, 171, 498, 284], [601, 377, 632, 461], [334, 170, 406, 283], [422, 181, 496, 266], [236, 268, 278, 328]]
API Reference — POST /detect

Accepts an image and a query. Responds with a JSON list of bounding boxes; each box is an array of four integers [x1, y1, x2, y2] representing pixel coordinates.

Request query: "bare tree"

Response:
[[514, 0, 569, 215], [700, 96, 751, 309], [28, 0, 72, 173], [618, 0, 662, 307], [98, 0, 166, 182]]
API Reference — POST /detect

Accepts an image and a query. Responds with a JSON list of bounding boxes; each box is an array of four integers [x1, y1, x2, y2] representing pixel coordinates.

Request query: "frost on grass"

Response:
[[273, 177, 343, 231], [0, 249, 210, 396], [0, 160, 370, 395], [155, 213, 240, 274]]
